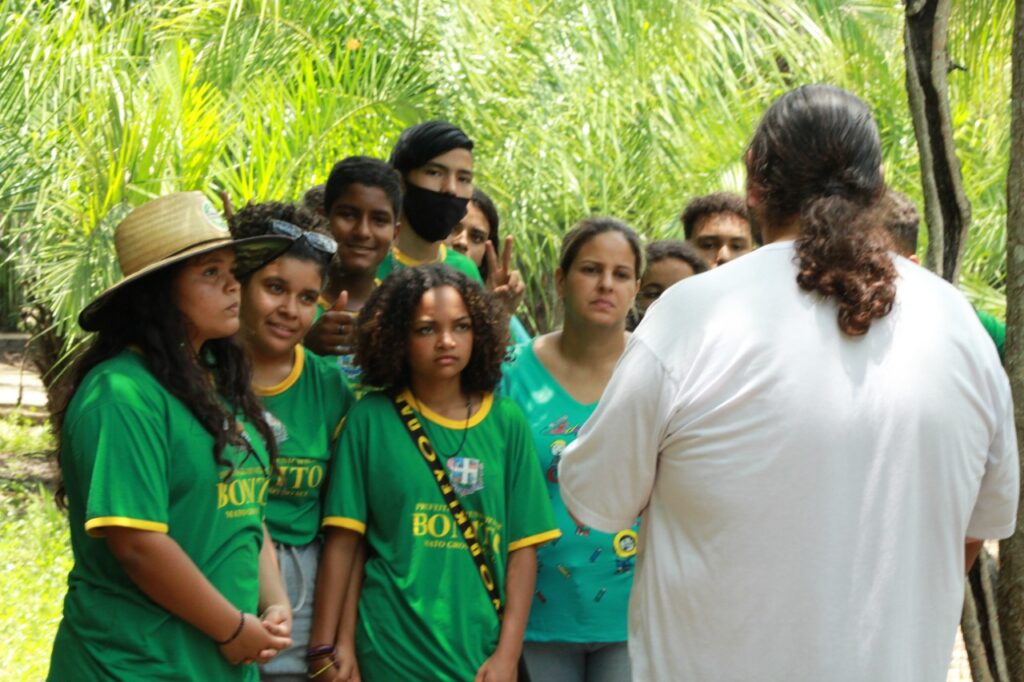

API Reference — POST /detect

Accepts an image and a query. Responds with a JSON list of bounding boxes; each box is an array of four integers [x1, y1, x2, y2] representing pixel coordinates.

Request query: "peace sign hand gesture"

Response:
[[485, 236, 525, 318]]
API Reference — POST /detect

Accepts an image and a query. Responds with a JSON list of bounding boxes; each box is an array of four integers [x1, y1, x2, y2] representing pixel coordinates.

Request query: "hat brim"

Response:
[[78, 235, 293, 332]]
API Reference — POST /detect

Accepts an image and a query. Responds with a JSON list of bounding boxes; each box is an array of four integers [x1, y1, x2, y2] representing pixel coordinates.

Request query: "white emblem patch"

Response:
[[446, 456, 484, 496]]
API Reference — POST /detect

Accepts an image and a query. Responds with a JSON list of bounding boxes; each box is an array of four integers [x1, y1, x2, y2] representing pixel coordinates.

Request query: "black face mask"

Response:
[[402, 183, 469, 242]]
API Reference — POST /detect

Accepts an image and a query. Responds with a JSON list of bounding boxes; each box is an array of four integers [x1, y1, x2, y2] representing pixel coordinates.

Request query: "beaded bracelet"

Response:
[[214, 611, 246, 646]]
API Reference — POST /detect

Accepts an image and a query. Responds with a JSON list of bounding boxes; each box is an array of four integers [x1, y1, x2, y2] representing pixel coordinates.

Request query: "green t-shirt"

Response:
[[500, 341, 638, 643], [976, 309, 1006, 364], [322, 390, 559, 681], [258, 346, 354, 546], [49, 351, 270, 682], [375, 243, 483, 283]]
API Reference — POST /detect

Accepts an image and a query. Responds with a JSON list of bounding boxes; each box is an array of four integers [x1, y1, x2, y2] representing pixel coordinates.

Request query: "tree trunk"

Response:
[[996, 1, 1024, 679], [904, 0, 972, 283]]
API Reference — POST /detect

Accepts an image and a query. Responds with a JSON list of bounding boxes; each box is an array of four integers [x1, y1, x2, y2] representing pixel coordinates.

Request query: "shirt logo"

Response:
[[201, 199, 229, 232], [545, 416, 579, 436], [446, 456, 484, 496], [263, 410, 289, 444]]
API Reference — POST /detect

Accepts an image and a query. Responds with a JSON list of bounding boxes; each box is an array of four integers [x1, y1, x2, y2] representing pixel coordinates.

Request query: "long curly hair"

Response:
[[53, 264, 278, 507], [747, 84, 896, 336], [355, 264, 506, 395]]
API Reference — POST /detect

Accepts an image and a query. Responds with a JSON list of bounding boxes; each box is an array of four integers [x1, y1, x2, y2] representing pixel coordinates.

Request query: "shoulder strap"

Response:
[[392, 392, 504, 616]]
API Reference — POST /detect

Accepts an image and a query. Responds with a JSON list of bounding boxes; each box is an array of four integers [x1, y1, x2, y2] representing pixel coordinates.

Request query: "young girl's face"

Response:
[[173, 247, 242, 350], [407, 285, 474, 385], [557, 231, 639, 328], [240, 256, 323, 359], [636, 257, 696, 316], [446, 201, 491, 267]]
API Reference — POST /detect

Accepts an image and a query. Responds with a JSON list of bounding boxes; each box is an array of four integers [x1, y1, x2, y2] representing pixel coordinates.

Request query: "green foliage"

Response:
[[0, 0, 1013, 339], [0, 484, 70, 680], [0, 413, 54, 456]]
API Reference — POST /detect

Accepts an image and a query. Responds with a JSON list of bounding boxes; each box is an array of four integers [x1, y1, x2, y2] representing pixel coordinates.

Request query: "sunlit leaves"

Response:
[[0, 0, 1012, 341]]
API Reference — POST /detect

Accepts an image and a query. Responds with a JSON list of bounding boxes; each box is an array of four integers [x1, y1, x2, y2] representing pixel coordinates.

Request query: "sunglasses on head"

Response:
[[269, 219, 338, 256]]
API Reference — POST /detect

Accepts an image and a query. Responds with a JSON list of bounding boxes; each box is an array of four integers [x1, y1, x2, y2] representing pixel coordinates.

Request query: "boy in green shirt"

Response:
[[378, 120, 483, 283]]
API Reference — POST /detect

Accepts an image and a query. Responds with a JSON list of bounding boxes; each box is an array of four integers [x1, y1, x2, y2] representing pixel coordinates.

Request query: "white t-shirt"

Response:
[[559, 241, 1018, 682]]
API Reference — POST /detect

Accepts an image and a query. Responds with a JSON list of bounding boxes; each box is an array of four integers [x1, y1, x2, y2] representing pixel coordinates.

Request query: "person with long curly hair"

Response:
[[308, 264, 559, 681], [559, 85, 1018, 679], [48, 192, 295, 681], [229, 202, 356, 681]]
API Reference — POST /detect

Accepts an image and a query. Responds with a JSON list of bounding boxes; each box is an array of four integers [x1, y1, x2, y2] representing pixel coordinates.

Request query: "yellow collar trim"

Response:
[[400, 389, 493, 429], [254, 346, 305, 397], [392, 243, 446, 267]]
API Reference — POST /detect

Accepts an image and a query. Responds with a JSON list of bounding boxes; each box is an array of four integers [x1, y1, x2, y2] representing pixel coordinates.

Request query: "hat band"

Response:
[[164, 237, 231, 260]]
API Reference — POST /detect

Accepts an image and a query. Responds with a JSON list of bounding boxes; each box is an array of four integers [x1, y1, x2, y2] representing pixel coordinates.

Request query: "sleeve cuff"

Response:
[[966, 520, 1017, 541], [508, 528, 562, 552], [560, 483, 637, 534], [85, 516, 169, 538], [322, 516, 366, 535]]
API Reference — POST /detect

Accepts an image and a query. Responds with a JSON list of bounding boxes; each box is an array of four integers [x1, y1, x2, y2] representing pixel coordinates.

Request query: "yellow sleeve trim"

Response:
[[85, 517, 169, 538], [508, 528, 562, 552], [399, 389, 494, 429], [254, 346, 305, 397], [322, 516, 366, 535], [332, 416, 347, 442]]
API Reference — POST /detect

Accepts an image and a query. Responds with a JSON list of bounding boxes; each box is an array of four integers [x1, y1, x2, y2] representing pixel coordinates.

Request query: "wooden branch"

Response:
[[903, 0, 972, 282]]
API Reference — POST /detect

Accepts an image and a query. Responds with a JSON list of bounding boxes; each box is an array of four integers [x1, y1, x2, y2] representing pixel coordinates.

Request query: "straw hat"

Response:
[[78, 191, 292, 331]]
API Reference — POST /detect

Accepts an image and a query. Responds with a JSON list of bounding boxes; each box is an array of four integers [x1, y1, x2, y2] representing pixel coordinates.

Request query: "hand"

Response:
[[304, 291, 356, 356], [218, 612, 292, 666], [260, 603, 292, 638], [474, 648, 519, 682], [333, 640, 362, 682], [485, 237, 526, 317]]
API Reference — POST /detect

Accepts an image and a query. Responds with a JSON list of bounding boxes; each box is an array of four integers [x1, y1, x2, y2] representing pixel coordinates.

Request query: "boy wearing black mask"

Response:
[[379, 121, 484, 283]]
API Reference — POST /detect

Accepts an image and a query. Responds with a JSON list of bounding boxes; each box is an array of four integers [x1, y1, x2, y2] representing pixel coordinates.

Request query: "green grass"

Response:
[[0, 483, 70, 680], [0, 413, 53, 456], [1, 414, 65, 680]]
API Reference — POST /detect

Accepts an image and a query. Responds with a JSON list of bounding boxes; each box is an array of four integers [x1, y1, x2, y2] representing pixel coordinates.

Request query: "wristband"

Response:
[[214, 611, 246, 646], [305, 644, 336, 660]]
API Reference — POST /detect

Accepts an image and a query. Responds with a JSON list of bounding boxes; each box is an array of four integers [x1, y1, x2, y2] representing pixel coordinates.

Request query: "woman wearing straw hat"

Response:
[[48, 192, 296, 681]]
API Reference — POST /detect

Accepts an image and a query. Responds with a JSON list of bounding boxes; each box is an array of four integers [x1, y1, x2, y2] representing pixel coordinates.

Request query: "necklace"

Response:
[[412, 393, 472, 459]]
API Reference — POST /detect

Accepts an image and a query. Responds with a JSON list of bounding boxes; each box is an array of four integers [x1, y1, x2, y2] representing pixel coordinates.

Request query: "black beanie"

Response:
[[388, 121, 474, 174]]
